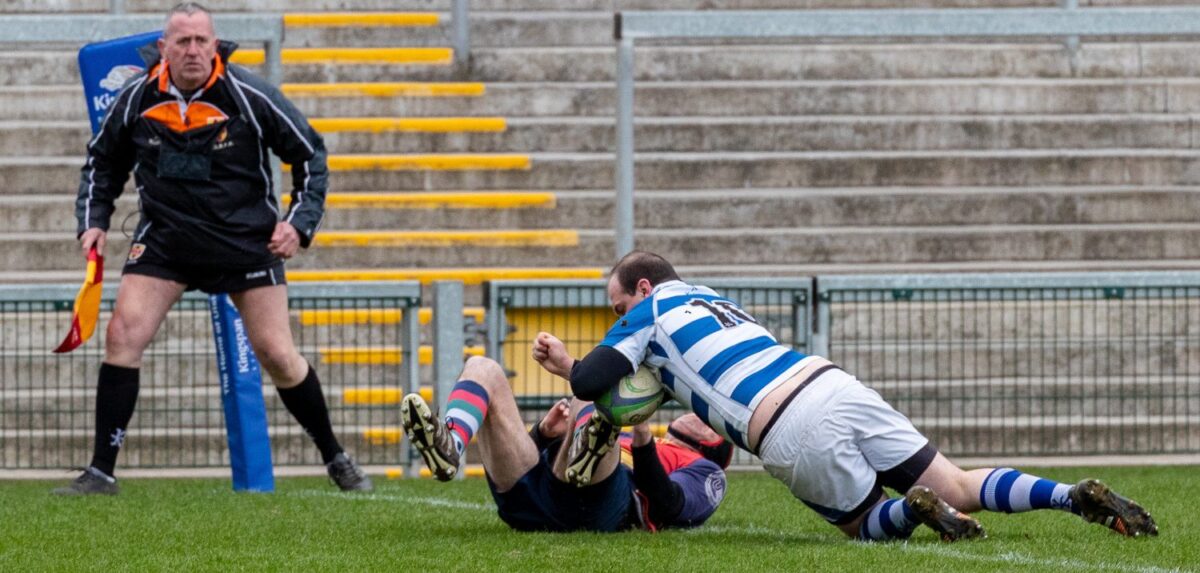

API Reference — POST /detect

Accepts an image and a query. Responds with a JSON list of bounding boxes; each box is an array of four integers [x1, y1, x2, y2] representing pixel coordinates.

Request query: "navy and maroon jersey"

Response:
[[620, 436, 727, 530]]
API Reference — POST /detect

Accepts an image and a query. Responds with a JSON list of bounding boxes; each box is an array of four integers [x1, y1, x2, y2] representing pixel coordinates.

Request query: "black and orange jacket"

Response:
[[75, 40, 328, 268]]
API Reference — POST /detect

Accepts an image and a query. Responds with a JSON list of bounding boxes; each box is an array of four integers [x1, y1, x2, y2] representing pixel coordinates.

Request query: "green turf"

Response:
[[1, 466, 1195, 572]]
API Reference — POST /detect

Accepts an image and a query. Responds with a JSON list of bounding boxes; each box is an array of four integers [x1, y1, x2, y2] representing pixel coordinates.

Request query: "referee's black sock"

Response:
[[277, 365, 343, 464], [90, 363, 140, 477]]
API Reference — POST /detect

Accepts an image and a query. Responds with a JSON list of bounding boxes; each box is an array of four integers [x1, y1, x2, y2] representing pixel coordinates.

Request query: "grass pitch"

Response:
[[1, 466, 1195, 572]]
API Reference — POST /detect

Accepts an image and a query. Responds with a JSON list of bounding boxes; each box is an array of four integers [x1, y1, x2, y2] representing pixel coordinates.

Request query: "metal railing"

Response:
[[0, 14, 285, 86], [818, 272, 1200, 457], [487, 273, 1200, 461], [612, 6, 1200, 259], [0, 282, 421, 470], [486, 278, 811, 468]]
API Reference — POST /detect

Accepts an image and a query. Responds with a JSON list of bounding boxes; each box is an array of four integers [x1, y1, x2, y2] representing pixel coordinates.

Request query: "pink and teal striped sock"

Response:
[[573, 404, 596, 434], [444, 380, 489, 455]]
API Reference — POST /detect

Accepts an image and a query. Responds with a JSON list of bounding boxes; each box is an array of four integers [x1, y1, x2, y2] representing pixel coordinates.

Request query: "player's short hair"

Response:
[[610, 251, 680, 295], [165, 2, 211, 27]]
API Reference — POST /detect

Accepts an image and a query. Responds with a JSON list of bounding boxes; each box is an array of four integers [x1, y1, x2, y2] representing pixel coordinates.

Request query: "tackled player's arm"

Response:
[[632, 440, 686, 528], [568, 346, 633, 401]]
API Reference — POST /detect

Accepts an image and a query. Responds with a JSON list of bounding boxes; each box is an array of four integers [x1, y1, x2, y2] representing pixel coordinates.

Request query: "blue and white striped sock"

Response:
[[858, 498, 920, 541], [980, 468, 1078, 514]]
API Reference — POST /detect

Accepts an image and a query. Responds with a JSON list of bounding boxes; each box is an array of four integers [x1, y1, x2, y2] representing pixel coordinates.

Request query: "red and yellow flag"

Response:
[[53, 247, 104, 354]]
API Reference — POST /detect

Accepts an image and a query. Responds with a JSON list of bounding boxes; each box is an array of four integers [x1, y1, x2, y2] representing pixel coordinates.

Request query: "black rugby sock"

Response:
[[90, 363, 140, 477], [277, 365, 343, 464]]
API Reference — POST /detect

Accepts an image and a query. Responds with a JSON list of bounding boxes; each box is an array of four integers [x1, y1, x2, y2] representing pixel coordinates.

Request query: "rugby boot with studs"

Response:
[[401, 393, 461, 481], [564, 415, 618, 487], [1069, 478, 1158, 537], [905, 485, 986, 542], [326, 452, 374, 492], [51, 466, 119, 496]]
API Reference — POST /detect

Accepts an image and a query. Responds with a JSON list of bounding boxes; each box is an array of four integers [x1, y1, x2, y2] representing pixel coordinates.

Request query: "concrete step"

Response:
[[11, 187, 1200, 233], [10, 149, 1200, 193], [287, 12, 614, 49], [874, 377, 1199, 418], [2, 261, 1198, 290], [0, 308, 426, 347], [1, 425, 401, 468], [0, 351, 438, 390], [838, 340, 1200, 378], [8, 221, 1200, 270], [829, 298, 1200, 341], [5, 1, 1123, 16], [1, 381, 412, 425], [4, 378, 1194, 432], [298, 115, 1200, 154], [7, 415, 1190, 467], [14, 115, 1198, 156], [286, 79, 1199, 118], [7, 79, 1200, 122], [911, 415, 1197, 456], [11, 42, 1200, 86], [203, 43, 1200, 83]]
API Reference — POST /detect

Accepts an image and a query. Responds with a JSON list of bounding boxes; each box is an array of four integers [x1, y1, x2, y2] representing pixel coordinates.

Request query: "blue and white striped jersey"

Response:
[[600, 280, 809, 451]]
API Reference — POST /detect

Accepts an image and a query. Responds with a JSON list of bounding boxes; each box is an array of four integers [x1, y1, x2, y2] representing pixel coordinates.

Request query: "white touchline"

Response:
[[284, 491, 1188, 573], [687, 523, 1188, 573], [285, 489, 493, 512]]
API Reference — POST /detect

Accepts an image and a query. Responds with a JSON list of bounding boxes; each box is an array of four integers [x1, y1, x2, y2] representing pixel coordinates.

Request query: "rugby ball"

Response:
[[594, 366, 665, 426]]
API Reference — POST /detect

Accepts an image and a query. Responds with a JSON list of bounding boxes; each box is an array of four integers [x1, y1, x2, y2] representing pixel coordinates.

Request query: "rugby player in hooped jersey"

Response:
[[399, 356, 728, 532], [531, 250, 1159, 542]]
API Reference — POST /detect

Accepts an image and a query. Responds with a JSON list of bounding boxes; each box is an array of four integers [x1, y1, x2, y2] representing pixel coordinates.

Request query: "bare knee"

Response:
[[460, 356, 508, 391], [254, 343, 305, 386], [104, 313, 152, 366], [913, 454, 983, 512]]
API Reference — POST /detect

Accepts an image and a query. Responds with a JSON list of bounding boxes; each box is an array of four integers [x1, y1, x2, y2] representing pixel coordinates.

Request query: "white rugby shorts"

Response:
[[757, 367, 929, 523]]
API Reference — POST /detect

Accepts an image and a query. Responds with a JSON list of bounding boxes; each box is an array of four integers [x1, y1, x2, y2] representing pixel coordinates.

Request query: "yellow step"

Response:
[[363, 427, 403, 445], [309, 117, 506, 133], [315, 154, 530, 172], [319, 345, 485, 365], [300, 307, 485, 326], [386, 465, 486, 479], [282, 82, 485, 98], [312, 230, 578, 248], [318, 192, 556, 210], [287, 267, 604, 284], [284, 12, 439, 28], [230, 47, 452, 66], [345, 386, 433, 406]]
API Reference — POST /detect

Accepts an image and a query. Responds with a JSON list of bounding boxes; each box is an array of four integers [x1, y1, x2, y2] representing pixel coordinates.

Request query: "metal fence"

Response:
[[817, 273, 1200, 457], [7, 272, 1200, 471], [486, 279, 812, 468], [0, 282, 421, 470]]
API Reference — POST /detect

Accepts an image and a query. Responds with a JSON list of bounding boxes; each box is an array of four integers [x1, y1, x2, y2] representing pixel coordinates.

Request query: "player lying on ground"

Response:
[[533, 250, 1158, 542], [400, 356, 727, 531]]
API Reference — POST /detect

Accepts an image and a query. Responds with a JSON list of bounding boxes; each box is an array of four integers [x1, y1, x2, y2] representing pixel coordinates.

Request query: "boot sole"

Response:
[[564, 421, 616, 487], [401, 395, 458, 481], [906, 486, 986, 542], [1075, 479, 1158, 537]]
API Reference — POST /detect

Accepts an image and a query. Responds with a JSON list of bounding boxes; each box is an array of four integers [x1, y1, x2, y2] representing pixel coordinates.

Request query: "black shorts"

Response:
[[836, 442, 940, 525], [123, 240, 285, 295], [487, 449, 635, 533]]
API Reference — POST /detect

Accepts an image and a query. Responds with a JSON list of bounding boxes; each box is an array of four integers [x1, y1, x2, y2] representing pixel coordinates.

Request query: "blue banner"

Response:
[[209, 294, 275, 493], [78, 30, 160, 134]]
